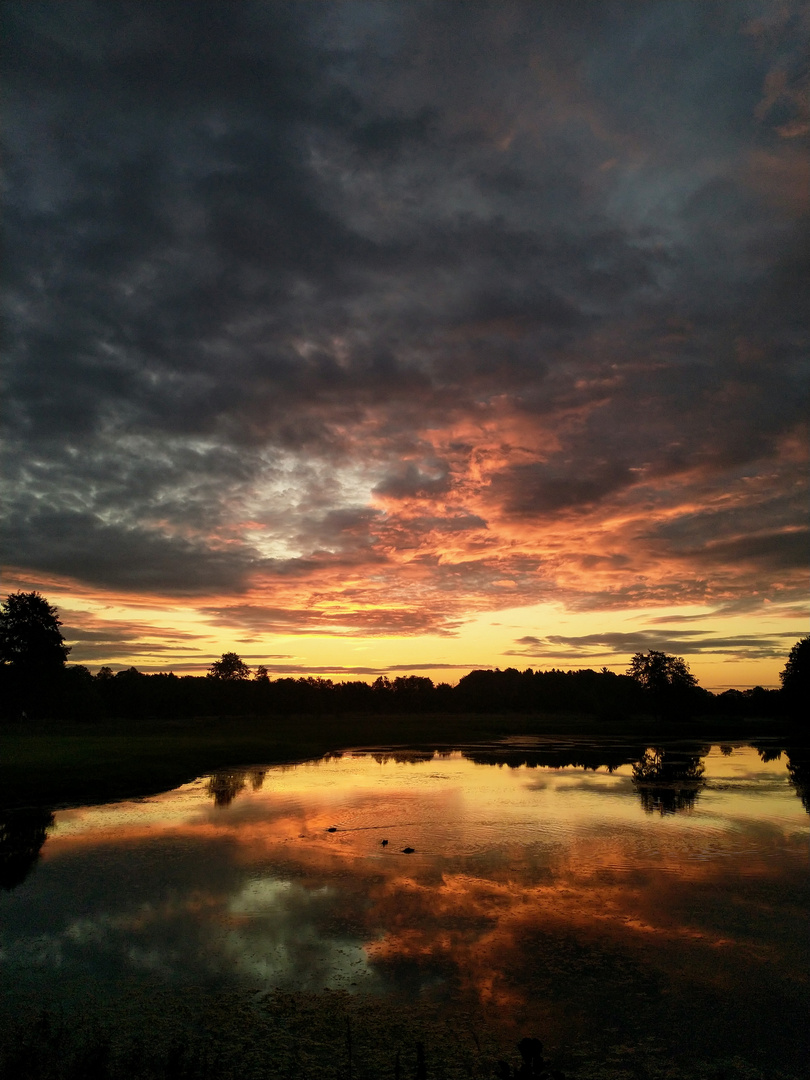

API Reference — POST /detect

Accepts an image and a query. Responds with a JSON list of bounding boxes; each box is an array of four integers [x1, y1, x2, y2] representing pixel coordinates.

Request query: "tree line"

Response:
[[0, 592, 807, 722]]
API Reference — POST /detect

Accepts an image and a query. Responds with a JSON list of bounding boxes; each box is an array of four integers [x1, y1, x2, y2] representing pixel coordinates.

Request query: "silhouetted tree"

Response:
[[455, 665, 645, 717], [208, 652, 251, 680], [61, 663, 104, 720], [780, 636, 809, 718], [627, 650, 696, 693], [626, 650, 705, 718], [390, 675, 435, 711], [0, 592, 71, 718], [0, 592, 70, 675]]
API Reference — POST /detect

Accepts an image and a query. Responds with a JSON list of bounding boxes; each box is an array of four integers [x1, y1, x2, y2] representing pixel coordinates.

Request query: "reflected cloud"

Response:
[[1, 744, 807, 1067]]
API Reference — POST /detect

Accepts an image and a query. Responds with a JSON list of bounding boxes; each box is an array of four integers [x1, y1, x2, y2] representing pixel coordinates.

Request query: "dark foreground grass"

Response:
[[0, 983, 799, 1080], [0, 710, 520, 810], [0, 710, 791, 811]]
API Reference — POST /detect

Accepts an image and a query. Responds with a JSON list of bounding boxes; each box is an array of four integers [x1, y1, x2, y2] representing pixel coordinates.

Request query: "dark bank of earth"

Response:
[[0, 711, 801, 812]]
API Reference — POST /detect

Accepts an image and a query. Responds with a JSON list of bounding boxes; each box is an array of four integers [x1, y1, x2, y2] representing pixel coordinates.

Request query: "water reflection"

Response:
[[206, 766, 267, 807], [786, 753, 810, 813], [195, 743, 810, 821], [0, 808, 54, 891], [463, 744, 646, 772], [755, 744, 810, 815], [0, 743, 807, 1073], [631, 748, 706, 815]]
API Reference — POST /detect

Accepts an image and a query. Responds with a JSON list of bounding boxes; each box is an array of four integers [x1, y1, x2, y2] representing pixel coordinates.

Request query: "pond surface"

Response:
[[1, 738, 808, 1076]]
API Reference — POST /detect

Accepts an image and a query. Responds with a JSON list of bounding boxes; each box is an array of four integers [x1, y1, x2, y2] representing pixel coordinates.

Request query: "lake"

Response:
[[1, 737, 808, 1079]]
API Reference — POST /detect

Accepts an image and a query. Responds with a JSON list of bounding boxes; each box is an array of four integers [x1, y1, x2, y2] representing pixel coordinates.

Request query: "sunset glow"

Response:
[[2, 3, 807, 687]]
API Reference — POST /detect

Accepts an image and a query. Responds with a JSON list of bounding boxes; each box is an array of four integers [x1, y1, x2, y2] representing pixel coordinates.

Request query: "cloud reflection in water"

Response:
[[0, 744, 807, 1065]]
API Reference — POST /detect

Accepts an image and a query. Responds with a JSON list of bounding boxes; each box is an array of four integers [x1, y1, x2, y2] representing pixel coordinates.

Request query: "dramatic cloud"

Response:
[[1, 2, 807, 676]]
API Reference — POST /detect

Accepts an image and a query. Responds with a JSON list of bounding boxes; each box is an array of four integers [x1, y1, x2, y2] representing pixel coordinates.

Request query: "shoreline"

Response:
[[1, 712, 802, 812]]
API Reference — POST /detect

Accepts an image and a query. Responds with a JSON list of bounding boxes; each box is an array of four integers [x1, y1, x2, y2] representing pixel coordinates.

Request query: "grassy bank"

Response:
[[2, 710, 562, 810], [0, 710, 793, 812]]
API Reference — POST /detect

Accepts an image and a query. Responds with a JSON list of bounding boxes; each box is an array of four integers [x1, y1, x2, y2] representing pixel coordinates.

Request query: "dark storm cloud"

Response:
[[294, 507, 385, 549], [0, 505, 260, 593], [68, 642, 204, 663], [658, 527, 810, 572], [399, 513, 488, 534], [374, 461, 451, 500], [1, 1, 807, 610], [490, 460, 635, 517], [59, 612, 207, 664]]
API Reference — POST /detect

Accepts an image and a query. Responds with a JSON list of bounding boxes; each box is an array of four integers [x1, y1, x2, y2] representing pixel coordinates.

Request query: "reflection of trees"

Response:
[[756, 746, 783, 763], [0, 807, 54, 890], [249, 767, 267, 791], [632, 748, 706, 815], [372, 751, 436, 765], [206, 767, 266, 807], [786, 753, 810, 815], [463, 745, 648, 772], [754, 744, 809, 814]]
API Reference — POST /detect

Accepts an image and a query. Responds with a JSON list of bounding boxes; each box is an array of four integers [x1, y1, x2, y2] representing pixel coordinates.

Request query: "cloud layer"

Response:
[[2, 2, 807, 648]]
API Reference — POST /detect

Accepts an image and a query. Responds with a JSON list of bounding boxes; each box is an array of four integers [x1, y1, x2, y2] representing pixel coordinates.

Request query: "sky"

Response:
[[1, 1, 807, 689]]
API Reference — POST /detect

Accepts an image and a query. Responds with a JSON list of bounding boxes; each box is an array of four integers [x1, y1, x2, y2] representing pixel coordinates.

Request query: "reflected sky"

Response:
[[1, 743, 807, 1067]]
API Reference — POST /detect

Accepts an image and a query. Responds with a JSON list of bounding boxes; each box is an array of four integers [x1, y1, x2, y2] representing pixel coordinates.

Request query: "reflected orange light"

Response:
[[40, 747, 808, 1023]]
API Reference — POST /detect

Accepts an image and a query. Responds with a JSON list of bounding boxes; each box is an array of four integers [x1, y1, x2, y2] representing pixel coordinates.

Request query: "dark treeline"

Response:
[[0, 659, 797, 724], [1, 592, 807, 724]]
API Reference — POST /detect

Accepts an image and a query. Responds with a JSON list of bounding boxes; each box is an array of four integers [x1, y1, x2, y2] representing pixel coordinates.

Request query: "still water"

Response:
[[1, 739, 808, 1075]]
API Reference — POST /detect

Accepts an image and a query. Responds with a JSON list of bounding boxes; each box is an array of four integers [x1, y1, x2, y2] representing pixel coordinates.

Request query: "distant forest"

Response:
[[0, 592, 807, 723], [13, 660, 784, 723]]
